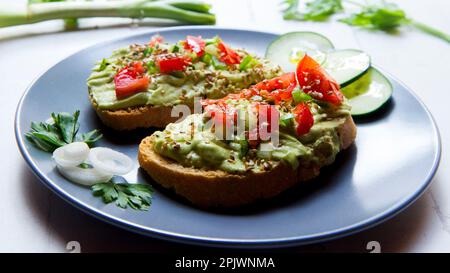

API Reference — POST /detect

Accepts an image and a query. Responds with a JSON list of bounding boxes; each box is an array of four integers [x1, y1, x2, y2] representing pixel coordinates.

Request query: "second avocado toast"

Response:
[[138, 55, 356, 207]]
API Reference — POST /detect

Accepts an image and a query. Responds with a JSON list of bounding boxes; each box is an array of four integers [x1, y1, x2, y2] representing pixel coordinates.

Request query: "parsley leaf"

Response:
[[340, 2, 406, 30], [280, 0, 450, 43], [26, 110, 102, 153], [283, 0, 343, 22], [340, 1, 450, 43], [91, 178, 154, 211]]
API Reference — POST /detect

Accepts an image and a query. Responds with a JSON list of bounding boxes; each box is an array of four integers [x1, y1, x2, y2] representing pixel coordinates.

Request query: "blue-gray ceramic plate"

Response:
[[15, 27, 441, 248]]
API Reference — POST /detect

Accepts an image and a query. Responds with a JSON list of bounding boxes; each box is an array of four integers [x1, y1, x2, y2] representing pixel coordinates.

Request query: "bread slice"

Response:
[[138, 116, 357, 208], [89, 94, 191, 130]]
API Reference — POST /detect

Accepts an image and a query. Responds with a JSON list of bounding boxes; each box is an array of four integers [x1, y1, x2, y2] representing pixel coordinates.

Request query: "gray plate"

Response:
[[15, 27, 441, 248]]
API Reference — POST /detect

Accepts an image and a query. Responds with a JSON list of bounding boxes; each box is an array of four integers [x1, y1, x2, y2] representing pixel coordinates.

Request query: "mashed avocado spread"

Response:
[[151, 94, 351, 174], [87, 36, 282, 110]]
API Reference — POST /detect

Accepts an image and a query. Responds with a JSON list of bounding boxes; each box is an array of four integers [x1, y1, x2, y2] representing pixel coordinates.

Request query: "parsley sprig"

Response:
[[282, 0, 450, 44], [26, 111, 153, 211], [26, 110, 102, 153], [92, 177, 154, 211], [283, 0, 343, 21]]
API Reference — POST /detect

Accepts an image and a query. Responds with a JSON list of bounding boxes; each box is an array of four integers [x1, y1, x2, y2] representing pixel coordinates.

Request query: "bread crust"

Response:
[[89, 93, 190, 130], [138, 116, 357, 208]]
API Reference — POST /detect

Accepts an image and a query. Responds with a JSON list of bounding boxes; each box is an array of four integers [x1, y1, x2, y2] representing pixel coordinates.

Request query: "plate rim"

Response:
[[14, 26, 442, 248]]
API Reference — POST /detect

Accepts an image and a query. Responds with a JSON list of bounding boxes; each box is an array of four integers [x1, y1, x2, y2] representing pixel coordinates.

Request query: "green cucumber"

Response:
[[341, 68, 393, 116], [265, 31, 335, 72], [323, 49, 371, 87]]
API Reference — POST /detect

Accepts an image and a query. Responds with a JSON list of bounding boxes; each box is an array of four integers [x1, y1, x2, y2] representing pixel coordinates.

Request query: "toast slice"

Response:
[[138, 116, 356, 208], [89, 94, 190, 130]]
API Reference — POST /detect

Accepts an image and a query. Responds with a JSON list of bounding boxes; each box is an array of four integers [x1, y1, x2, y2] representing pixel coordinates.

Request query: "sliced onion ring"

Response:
[[56, 164, 113, 186], [53, 142, 90, 168], [88, 147, 133, 175]]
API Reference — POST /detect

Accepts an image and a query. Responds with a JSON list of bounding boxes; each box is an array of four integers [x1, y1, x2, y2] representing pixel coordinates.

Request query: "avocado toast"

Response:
[[138, 56, 357, 207], [87, 35, 282, 130]]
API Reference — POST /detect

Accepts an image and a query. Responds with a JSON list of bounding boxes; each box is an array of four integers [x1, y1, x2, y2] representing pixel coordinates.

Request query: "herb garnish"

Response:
[[26, 110, 102, 152], [92, 177, 154, 211], [283, 0, 343, 21], [282, 0, 450, 44]]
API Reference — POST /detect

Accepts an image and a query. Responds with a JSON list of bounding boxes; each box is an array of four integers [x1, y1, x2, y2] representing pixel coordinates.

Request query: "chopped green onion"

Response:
[[211, 55, 227, 70], [201, 53, 213, 64], [147, 60, 158, 74], [98, 58, 108, 71], [292, 88, 312, 103], [170, 44, 180, 53], [78, 163, 93, 169], [143, 47, 153, 57], [280, 113, 295, 127], [204, 36, 220, 45], [239, 55, 258, 71], [240, 139, 249, 156]]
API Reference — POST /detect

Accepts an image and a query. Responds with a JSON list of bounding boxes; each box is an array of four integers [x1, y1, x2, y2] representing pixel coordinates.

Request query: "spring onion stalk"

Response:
[[0, 0, 215, 28]]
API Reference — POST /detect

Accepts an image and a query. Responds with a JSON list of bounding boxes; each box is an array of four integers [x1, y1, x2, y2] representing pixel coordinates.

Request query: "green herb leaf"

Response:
[[281, 0, 450, 43], [280, 113, 295, 127], [78, 163, 93, 169], [98, 58, 108, 71], [143, 46, 153, 57], [77, 129, 103, 146], [211, 55, 227, 70], [52, 111, 80, 143], [340, 2, 406, 30], [204, 36, 220, 46], [91, 181, 154, 211], [292, 87, 313, 103], [147, 60, 158, 74], [26, 110, 102, 152], [239, 55, 258, 71], [283, 0, 343, 22], [170, 44, 180, 53]]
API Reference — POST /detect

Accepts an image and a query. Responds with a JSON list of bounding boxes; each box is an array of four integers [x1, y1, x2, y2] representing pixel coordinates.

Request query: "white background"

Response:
[[1, 0, 449, 252]]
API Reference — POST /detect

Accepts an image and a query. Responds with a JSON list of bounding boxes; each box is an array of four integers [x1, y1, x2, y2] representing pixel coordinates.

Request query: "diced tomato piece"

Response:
[[156, 54, 191, 73], [217, 41, 241, 65], [240, 87, 259, 99], [296, 55, 343, 105], [114, 62, 149, 100], [293, 103, 314, 135], [149, 35, 164, 47], [254, 72, 296, 92], [184, 35, 206, 57]]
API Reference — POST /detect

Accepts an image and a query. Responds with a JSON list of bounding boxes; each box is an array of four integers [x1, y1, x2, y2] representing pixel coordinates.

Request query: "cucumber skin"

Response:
[[345, 67, 394, 116], [324, 49, 371, 88], [339, 65, 370, 88]]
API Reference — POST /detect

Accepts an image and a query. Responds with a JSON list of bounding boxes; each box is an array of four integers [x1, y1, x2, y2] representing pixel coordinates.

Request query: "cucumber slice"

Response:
[[341, 68, 393, 116], [266, 31, 335, 72], [323, 49, 371, 87]]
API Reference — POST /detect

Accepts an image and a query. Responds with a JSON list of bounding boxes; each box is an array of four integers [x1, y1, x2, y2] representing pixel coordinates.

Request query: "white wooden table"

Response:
[[1, 0, 449, 253]]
